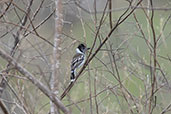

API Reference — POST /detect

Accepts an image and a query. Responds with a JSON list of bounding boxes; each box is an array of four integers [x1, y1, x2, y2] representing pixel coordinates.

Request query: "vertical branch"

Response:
[[50, 0, 63, 113], [88, 66, 93, 114], [109, 0, 112, 29], [147, 0, 151, 43], [149, 0, 157, 113], [93, 0, 97, 26], [94, 74, 99, 114]]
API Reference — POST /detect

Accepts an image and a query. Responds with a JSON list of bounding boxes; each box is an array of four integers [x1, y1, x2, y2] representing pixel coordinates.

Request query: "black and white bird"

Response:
[[70, 44, 90, 82]]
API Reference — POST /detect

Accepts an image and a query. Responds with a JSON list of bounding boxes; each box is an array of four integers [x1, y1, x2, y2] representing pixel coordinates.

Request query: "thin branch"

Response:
[[0, 100, 9, 114], [109, 0, 112, 29], [88, 66, 93, 114], [94, 76, 99, 114], [133, 13, 153, 52], [161, 102, 171, 114], [0, 0, 13, 19], [149, 0, 157, 113]]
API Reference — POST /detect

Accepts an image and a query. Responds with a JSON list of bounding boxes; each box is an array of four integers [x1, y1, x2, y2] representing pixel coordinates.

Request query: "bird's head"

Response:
[[76, 44, 90, 54]]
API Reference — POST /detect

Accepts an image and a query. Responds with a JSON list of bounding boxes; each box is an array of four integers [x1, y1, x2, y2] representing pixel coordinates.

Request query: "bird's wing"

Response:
[[71, 53, 84, 70]]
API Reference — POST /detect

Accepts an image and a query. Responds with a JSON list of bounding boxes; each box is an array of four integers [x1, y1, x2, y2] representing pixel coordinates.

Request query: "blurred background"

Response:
[[0, 0, 171, 114]]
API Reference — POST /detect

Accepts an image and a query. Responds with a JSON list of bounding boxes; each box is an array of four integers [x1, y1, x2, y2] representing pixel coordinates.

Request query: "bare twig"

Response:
[[94, 76, 99, 114], [0, 100, 9, 114], [88, 66, 93, 114], [161, 102, 171, 114], [0, 0, 13, 19], [109, 0, 112, 29], [133, 13, 153, 52]]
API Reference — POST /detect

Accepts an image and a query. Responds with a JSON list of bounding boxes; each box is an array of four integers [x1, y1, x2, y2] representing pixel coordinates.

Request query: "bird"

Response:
[[70, 44, 90, 82]]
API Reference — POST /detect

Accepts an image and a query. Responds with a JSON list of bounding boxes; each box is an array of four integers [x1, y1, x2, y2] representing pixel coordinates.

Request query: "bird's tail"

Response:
[[70, 69, 75, 82]]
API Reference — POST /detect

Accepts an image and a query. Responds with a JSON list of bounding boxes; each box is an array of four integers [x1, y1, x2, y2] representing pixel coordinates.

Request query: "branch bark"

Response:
[[50, 0, 63, 113]]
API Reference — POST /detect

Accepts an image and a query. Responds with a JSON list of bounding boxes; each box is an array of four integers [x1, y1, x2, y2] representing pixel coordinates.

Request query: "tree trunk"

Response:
[[50, 0, 63, 114]]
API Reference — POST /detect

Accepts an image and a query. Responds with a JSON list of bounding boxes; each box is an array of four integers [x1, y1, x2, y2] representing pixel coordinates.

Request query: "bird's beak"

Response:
[[86, 48, 90, 51]]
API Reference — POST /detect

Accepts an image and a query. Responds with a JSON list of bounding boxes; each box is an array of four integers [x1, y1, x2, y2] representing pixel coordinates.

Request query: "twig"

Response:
[[161, 102, 171, 114], [94, 76, 99, 114], [0, 100, 9, 114], [88, 66, 93, 114], [133, 13, 153, 52], [109, 0, 112, 29], [0, 0, 13, 19]]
